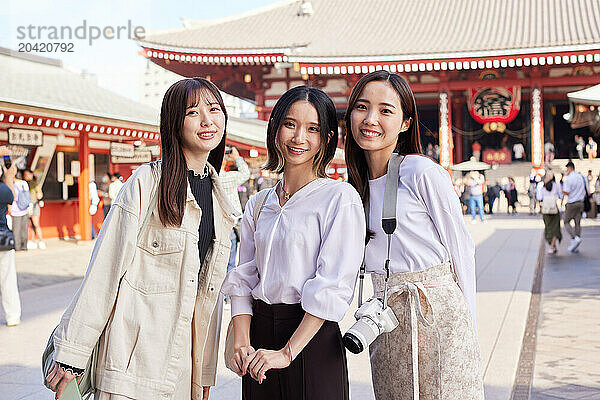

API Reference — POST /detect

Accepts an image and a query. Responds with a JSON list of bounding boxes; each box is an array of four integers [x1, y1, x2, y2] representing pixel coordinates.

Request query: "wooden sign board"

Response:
[[111, 150, 152, 164]]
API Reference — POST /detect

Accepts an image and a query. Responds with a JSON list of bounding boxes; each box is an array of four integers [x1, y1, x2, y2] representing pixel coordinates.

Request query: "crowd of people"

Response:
[[454, 173, 519, 221], [453, 161, 598, 255], [575, 134, 598, 160]]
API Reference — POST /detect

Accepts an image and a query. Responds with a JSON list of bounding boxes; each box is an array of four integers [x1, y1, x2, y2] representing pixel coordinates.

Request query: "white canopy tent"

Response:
[[567, 84, 600, 106]]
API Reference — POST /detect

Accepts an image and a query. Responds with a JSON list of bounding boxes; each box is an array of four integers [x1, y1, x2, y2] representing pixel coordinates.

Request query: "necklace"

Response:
[[281, 177, 318, 201], [281, 180, 292, 201], [190, 165, 209, 179]]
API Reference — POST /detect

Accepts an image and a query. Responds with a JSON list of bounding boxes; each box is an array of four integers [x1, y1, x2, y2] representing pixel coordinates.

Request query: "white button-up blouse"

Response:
[[364, 155, 477, 321], [221, 178, 366, 322]]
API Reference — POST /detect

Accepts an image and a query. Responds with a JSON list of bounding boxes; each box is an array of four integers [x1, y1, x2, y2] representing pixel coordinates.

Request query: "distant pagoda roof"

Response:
[[139, 0, 600, 72]]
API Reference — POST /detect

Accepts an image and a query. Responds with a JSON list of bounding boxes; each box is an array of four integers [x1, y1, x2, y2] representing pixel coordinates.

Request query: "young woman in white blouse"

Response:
[[344, 71, 484, 400], [536, 172, 563, 254], [221, 86, 365, 400]]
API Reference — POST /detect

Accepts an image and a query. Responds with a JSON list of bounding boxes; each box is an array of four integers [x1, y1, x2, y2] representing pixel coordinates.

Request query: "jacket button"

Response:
[[152, 241, 159, 248]]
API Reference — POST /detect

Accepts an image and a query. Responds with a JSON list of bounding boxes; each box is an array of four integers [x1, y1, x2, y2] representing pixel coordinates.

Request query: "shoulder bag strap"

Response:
[[252, 187, 273, 230], [357, 153, 404, 307], [137, 174, 159, 243]]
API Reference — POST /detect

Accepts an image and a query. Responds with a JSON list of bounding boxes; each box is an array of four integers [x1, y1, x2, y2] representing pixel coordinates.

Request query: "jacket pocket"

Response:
[[125, 226, 185, 294]]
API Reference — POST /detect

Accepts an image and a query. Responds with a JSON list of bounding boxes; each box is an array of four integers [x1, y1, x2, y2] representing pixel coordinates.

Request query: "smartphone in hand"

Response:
[[59, 379, 83, 400]]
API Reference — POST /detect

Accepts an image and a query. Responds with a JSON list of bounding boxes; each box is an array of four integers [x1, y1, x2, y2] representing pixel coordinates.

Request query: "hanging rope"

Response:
[[451, 126, 486, 140]]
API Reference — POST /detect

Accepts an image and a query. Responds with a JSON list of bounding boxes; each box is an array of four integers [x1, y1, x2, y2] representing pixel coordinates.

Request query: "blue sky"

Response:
[[1, 0, 281, 102]]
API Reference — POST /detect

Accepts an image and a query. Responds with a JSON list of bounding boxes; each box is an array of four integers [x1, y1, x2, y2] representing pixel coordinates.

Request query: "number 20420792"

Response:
[[18, 42, 74, 52]]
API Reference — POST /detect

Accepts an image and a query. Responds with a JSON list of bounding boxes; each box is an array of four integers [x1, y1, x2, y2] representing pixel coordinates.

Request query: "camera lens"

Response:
[[342, 332, 364, 354]]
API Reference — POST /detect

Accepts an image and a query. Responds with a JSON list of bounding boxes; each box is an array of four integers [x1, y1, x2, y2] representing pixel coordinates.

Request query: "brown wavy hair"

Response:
[[158, 78, 227, 227], [344, 71, 423, 206]]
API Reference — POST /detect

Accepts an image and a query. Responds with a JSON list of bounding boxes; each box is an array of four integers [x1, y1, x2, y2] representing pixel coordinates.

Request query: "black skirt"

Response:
[[242, 300, 349, 400]]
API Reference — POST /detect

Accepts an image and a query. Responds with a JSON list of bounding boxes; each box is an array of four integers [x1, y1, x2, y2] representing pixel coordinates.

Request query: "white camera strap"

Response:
[[358, 153, 404, 307]]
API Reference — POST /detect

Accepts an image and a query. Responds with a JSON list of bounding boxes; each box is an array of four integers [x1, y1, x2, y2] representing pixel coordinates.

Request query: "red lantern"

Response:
[[469, 87, 521, 124]]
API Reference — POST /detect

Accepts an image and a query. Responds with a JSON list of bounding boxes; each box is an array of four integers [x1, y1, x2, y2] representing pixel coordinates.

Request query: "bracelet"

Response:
[[286, 341, 294, 364]]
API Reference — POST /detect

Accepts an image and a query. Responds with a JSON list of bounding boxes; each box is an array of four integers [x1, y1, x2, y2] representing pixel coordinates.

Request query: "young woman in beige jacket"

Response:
[[45, 78, 237, 400]]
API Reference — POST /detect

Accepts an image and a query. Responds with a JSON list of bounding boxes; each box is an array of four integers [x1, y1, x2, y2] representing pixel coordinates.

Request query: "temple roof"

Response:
[[140, 0, 600, 62]]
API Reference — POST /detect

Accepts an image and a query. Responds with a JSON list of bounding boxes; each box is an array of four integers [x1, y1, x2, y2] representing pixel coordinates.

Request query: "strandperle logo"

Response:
[[16, 20, 146, 46]]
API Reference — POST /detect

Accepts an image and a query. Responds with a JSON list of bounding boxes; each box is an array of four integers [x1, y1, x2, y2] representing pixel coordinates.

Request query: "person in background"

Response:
[[472, 141, 482, 161], [108, 172, 124, 205], [544, 141, 555, 163], [88, 179, 100, 239], [537, 172, 563, 254], [461, 176, 471, 215], [23, 169, 45, 249], [504, 177, 518, 214], [594, 172, 600, 220], [426, 143, 434, 159], [99, 172, 112, 218], [10, 171, 30, 251], [468, 170, 485, 223], [219, 145, 251, 303], [0, 163, 21, 326], [486, 181, 502, 214], [513, 142, 525, 161], [238, 180, 253, 211], [528, 173, 539, 215], [562, 161, 586, 252], [575, 135, 584, 160], [586, 136, 597, 160]]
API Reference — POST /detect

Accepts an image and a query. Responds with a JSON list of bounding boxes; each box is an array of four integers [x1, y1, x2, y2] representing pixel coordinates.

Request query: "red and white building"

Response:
[[137, 0, 600, 171]]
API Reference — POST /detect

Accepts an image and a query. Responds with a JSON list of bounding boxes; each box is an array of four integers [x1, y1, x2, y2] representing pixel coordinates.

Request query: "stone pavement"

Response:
[[531, 223, 600, 400], [13, 240, 96, 292], [1, 214, 595, 399]]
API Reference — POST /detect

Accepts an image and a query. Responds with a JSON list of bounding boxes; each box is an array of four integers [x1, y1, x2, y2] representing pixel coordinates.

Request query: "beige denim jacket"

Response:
[[52, 161, 237, 399]]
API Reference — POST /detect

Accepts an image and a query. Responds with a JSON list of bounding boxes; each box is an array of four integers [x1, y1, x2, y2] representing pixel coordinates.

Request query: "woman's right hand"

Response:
[[45, 361, 81, 399], [232, 345, 255, 376], [231, 314, 253, 376]]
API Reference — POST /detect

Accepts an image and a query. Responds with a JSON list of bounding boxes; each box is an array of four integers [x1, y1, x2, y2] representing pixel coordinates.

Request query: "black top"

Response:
[[0, 183, 14, 231], [188, 170, 214, 265]]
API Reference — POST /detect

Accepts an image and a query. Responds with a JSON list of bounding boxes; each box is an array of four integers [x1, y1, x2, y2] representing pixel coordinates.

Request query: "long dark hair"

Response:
[[264, 86, 338, 177], [158, 78, 227, 227], [344, 71, 423, 205]]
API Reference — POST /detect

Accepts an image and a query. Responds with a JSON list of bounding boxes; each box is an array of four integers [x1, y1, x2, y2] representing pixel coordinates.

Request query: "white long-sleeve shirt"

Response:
[[221, 178, 366, 322], [364, 155, 477, 321], [536, 181, 563, 203]]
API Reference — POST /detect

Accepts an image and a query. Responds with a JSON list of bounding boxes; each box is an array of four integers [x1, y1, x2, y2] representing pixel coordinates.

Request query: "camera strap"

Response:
[[358, 152, 404, 308]]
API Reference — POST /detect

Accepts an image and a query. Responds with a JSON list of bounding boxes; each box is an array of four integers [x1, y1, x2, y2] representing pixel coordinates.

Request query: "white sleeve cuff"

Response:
[[231, 295, 253, 317]]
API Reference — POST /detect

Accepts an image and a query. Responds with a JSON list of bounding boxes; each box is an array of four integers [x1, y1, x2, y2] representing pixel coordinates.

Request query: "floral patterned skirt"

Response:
[[369, 263, 484, 400]]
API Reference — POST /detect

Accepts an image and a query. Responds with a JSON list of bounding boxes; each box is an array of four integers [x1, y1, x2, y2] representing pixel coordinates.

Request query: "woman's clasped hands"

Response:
[[231, 344, 293, 384]]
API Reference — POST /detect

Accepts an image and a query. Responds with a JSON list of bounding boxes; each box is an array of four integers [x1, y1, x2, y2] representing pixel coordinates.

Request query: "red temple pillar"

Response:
[[530, 85, 545, 168], [439, 90, 454, 171], [255, 89, 267, 121], [453, 98, 464, 164], [78, 130, 92, 240]]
